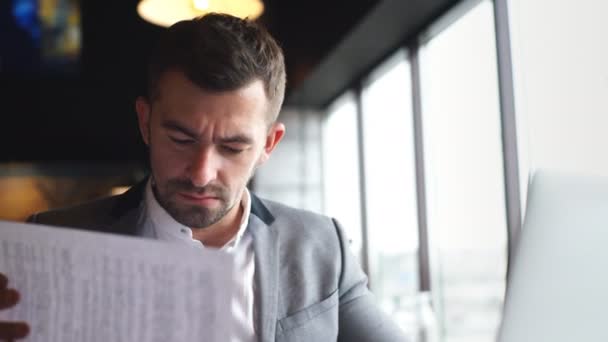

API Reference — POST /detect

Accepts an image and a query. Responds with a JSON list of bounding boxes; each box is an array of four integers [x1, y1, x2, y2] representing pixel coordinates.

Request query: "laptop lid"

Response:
[[498, 169, 608, 342]]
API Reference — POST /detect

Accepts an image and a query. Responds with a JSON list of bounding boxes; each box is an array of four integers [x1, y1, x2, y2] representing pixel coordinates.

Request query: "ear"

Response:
[[135, 96, 151, 146], [257, 122, 285, 166]]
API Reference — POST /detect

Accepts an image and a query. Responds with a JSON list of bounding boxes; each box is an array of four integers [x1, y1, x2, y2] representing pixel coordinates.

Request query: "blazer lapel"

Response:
[[249, 195, 279, 342]]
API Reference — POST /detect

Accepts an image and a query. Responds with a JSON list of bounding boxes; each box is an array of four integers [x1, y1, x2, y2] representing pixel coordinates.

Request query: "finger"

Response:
[[0, 289, 19, 310], [0, 321, 29, 339], [0, 274, 7, 289]]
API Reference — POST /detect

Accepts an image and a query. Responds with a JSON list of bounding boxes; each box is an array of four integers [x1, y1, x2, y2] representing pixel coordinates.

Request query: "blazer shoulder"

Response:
[[256, 196, 337, 235], [29, 180, 146, 231], [255, 195, 344, 259], [29, 195, 124, 230]]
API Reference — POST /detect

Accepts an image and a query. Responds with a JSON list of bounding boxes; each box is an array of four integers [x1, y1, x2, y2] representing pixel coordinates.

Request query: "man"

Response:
[[0, 13, 406, 341]]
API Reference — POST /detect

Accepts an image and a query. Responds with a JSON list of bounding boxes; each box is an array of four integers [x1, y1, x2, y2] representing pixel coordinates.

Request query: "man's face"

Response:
[[135, 70, 284, 229]]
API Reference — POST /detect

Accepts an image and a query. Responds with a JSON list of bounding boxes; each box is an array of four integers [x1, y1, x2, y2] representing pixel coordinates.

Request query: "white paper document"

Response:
[[0, 220, 237, 342]]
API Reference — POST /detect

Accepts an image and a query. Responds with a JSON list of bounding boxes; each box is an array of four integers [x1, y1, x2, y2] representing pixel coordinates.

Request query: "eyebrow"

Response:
[[162, 120, 198, 138], [161, 119, 254, 145], [216, 134, 254, 145]]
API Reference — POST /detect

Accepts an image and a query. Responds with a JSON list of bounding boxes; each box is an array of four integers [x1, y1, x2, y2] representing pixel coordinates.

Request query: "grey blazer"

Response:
[[29, 181, 407, 341]]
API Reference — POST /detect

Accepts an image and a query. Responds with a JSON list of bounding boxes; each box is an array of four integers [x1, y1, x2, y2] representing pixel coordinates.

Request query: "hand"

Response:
[[0, 273, 29, 341]]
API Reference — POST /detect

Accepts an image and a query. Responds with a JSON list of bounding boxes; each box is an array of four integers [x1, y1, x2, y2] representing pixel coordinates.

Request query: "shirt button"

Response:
[[180, 228, 188, 234]]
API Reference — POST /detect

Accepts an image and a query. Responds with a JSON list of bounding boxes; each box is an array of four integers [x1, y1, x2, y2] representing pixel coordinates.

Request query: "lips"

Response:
[[178, 192, 220, 203]]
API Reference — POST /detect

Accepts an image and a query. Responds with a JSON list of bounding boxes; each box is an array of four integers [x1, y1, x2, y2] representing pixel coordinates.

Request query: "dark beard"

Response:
[[153, 178, 234, 228]]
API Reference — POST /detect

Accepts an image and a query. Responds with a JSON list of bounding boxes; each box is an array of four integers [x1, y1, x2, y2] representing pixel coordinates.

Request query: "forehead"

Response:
[[154, 70, 269, 130]]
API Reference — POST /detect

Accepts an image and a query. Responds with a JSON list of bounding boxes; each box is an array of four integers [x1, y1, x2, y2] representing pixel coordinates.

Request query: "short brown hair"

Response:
[[147, 13, 286, 122]]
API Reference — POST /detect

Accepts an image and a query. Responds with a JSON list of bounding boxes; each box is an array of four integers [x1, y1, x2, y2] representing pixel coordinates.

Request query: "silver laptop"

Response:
[[498, 169, 608, 342]]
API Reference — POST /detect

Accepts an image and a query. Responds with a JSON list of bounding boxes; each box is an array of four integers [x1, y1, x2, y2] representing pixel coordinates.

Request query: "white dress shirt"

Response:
[[139, 180, 257, 342]]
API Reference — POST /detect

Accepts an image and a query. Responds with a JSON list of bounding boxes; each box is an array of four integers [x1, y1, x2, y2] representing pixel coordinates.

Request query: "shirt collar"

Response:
[[144, 179, 251, 251]]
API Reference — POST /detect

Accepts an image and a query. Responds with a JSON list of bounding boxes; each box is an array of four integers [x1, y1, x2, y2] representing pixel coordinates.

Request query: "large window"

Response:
[[419, 1, 507, 341], [271, 2, 530, 341], [361, 51, 420, 335]]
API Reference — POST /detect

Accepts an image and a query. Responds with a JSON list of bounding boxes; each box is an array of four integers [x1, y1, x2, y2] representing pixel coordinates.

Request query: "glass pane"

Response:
[[361, 51, 420, 335], [508, 0, 608, 212], [322, 93, 363, 256], [255, 109, 323, 212], [419, 1, 508, 341]]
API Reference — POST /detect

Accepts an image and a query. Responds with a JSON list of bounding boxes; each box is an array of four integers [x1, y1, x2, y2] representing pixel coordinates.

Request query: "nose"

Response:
[[187, 146, 219, 187]]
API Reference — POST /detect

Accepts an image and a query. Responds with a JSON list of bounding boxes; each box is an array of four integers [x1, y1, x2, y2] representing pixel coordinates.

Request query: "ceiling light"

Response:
[[137, 0, 264, 27]]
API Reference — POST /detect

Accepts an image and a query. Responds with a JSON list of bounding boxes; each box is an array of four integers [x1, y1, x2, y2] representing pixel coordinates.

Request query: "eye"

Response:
[[169, 136, 195, 145], [221, 145, 244, 154]]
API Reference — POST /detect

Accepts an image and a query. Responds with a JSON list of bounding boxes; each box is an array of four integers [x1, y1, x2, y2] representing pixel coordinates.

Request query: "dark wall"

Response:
[[0, 0, 379, 164], [1, 0, 161, 163]]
